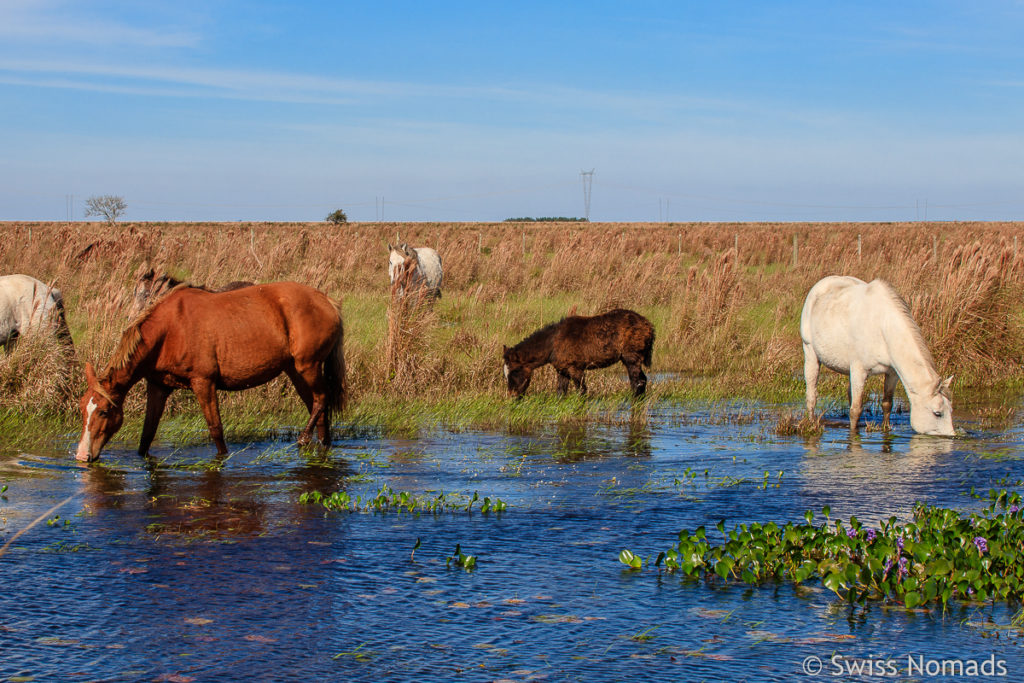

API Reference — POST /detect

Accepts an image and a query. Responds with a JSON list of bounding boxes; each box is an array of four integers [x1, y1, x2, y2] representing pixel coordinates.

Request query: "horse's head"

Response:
[[75, 363, 124, 462], [386, 243, 408, 285], [910, 375, 954, 436], [129, 268, 157, 318], [502, 346, 532, 398]]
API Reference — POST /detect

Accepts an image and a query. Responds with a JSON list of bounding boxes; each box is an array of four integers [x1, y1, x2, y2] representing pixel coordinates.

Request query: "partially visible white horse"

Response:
[[800, 276, 954, 436], [0, 274, 74, 351], [387, 243, 443, 299]]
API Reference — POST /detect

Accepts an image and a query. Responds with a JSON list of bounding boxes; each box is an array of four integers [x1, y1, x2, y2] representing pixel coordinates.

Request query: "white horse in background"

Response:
[[387, 243, 443, 299], [0, 274, 74, 351], [800, 276, 954, 436]]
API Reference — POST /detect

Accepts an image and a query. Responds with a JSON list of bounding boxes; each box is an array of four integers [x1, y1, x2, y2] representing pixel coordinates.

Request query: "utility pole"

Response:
[[580, 169, 594, 221]]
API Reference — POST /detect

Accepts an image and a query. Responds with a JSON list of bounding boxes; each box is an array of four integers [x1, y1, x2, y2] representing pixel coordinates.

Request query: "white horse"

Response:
[[800, 276, 954, 436], [387, 243, 443, 299], [0, 274, 73, 351]]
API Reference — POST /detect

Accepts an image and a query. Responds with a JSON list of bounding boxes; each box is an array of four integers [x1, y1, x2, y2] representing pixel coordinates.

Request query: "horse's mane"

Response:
[[512, 318, 564, 353], [875, 279, 939, 374], [105, 282, 192, 375]]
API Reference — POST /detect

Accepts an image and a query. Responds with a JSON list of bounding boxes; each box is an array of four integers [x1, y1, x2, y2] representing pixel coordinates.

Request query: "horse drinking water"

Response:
[[76, 282, 346, 462], [800, 276, 954, 436], [503, 309, 654, 398], [0, 274, 73, 351]]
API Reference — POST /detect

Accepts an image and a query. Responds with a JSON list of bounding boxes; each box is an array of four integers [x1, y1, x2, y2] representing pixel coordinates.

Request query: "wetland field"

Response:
[[4, 220, 1024, 680]]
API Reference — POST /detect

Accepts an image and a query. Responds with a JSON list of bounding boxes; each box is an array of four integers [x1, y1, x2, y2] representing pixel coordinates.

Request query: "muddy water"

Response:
[[2, 403, 1024, 681]]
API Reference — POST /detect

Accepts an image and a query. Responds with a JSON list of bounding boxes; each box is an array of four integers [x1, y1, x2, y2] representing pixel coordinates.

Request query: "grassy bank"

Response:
[[2, 220, 1023, 444]]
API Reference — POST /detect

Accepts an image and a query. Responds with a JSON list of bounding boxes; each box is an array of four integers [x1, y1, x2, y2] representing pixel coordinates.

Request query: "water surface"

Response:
[[2, 401, 1024, 681]]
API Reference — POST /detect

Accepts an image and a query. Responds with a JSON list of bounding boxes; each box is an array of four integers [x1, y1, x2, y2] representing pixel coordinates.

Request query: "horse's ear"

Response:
[[84, 362, 98, 387], [402, 244, 414, 257], [940, 375, 954, 393], [387, 242, 393, 252]]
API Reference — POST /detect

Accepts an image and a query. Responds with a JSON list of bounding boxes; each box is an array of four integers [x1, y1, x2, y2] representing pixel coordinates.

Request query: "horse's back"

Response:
[[0, 274, 64, 340], [153, 283, 341, 380], [801, 276, 898, 373], [413, 247, 443, 293], [553, 308, 653, 368]]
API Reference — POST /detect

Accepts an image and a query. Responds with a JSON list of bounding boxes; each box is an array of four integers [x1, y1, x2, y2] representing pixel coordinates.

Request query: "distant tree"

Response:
[[325, 209, 348, 225], [503, 216, 588, 223], [84, 195, 127, 224]]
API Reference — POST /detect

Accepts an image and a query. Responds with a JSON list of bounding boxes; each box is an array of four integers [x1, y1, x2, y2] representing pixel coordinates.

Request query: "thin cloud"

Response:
[[0, 1, 199, 48], [0, 57, 774, 124]]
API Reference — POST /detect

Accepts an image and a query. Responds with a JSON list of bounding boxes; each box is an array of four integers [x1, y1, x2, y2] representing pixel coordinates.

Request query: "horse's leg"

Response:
[[622, 354, 647, 396], [567, 366, 587, 395], [138, 381, 172, 457], [848, 366, 867, 432], [881, 370, 898, 432], [287, 365, 330, 446], [555, 368, 571, 395], [802, 342, 819, 419], [190, 378, 228, 455]]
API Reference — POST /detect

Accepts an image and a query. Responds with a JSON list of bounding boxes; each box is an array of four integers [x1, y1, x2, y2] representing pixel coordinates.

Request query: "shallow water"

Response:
[[3, 402, 1024, 681]]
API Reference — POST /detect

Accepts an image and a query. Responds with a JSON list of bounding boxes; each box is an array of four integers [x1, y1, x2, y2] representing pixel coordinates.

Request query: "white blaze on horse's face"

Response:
[[75, 397, 98, 462], [75, 389, 124, 462]]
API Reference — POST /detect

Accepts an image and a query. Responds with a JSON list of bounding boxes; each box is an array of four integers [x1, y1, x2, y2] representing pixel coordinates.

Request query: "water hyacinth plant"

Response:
[[622, 490, 1024, 609]]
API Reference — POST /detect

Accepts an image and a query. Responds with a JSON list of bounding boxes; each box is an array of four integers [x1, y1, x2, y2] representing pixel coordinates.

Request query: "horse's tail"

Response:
[[324, 300, 348, 415], [641, 321, 655, 368], [52, 290, 75, 352]]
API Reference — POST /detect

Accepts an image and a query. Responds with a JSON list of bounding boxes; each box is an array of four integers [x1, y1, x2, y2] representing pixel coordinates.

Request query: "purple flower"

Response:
[[846, 528, 857, 539], [974, 537, 988, 554], [865, 529, 877, 543], [898, 557, 908, 576], [896, 536, 905, 553], [884, 557, 894, 576]]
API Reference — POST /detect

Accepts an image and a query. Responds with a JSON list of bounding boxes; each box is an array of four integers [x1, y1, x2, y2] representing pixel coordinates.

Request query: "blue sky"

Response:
[[2, 1, 1023, 222]]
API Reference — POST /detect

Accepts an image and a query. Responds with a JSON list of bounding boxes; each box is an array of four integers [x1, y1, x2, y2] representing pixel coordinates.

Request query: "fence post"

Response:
[[677, 233, 681, 256], [858, 234, 862, 262], [792, 234, 798, 268], [478, 232, 482, 254], [932, 235, 937, 262]]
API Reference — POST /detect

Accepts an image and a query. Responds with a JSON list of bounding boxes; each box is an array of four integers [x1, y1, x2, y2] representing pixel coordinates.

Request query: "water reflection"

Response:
[[80, 453, 354, 538], [799, 434, 959, 520]]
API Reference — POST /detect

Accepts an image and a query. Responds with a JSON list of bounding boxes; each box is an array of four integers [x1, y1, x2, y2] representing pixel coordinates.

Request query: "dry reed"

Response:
[[2, 220, 1024, 417]]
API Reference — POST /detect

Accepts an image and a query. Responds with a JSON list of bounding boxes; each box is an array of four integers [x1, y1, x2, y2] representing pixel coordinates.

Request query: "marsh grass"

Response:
[[3, 221, 1024, 436]]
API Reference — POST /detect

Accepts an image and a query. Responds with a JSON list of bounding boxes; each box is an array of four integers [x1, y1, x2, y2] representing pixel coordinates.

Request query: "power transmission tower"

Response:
[[580, 169, 594, 221]]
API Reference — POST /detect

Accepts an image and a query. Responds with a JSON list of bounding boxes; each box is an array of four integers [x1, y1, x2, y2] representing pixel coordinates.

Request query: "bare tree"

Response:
[[84, 195, 127, 224]]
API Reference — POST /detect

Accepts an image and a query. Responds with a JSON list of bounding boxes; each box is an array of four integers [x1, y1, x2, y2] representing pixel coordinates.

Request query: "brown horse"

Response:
[[502, 308, 654, 398], [130, 268, 253, 318], [76, 282, 346, 462]]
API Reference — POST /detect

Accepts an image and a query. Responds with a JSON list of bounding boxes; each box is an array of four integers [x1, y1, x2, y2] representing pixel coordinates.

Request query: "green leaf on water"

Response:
[[618, 549, 642, 569]]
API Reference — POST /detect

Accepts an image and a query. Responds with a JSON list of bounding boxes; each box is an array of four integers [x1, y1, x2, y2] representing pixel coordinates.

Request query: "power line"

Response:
[[580, 169, 594, 221]]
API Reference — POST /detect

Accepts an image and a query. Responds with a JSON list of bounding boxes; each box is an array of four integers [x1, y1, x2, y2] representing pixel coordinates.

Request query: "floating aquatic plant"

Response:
[[446, 543, 476, 571], [622, 489, 1024, 608], [299, 484, 507, 515]]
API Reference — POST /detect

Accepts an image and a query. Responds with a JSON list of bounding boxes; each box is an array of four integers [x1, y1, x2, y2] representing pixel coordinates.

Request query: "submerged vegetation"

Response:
[[623, 490, 1024, 609], [300, 484, 507, 514]]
